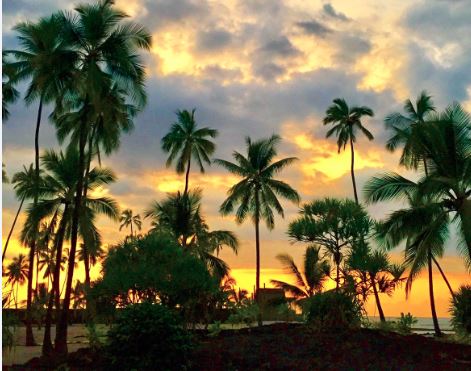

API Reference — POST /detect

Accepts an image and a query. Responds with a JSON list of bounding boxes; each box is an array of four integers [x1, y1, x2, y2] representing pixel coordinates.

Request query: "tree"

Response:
[[384, 91, 435, 172], [346, 243, 406, 322], [2, 53, 19, 121], [161, 109, 218, 194], [3, 165, 48, 262], [145, 189, 239, 278], [119, 209, 142, 237], [51, 0, 151, 355], [215, 135, 300, 325], [288, 198, 371, 290], [364, 176, 449, 336], [6, 15, 77, 345], [323, 98, 374, 204], [3, 254, 29, 309], [270, 246, 331, 310]]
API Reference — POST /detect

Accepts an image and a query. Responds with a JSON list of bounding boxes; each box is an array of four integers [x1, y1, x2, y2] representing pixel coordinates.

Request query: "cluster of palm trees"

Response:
[[3, 0, 151, 356]]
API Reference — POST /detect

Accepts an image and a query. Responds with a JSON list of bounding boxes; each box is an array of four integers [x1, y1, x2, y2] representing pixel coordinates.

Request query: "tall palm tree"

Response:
[[51, 1, 151, 355], [2, 53, 19, 121], [385, 91, 435, 172], [270, 246, 331, 309], [288, 198, 371, 290], [3, 254, 29, 309], [2, 165, 48, 262], [364, 176, 449, 336], [78, 242, 105, 284], [215, 135, 300, 325], [323, 98, 374, 204], [162, 109, 218, 194], [6, 16, 78, 345], [119, 209, 142, 237]]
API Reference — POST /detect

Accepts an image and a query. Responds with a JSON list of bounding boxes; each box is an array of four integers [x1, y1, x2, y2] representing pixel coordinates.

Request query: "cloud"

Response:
[[322, 3, 350, 22], [195, 28, 233, 52], [252, 63, 286, 81], [257, 36, 301, 58], [296, 19, 332, 37]]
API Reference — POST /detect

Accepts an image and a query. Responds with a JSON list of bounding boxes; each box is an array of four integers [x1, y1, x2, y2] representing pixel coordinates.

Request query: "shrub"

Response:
[[306, 290, 362, 330], [396, 312, 417, 334], [226, 301, 260, 327], [450, 285, 471, 336], [105, 303, 193, 370]]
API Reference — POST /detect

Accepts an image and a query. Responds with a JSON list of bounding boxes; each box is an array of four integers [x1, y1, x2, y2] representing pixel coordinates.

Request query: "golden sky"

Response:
[[3, 0, 471, 317]]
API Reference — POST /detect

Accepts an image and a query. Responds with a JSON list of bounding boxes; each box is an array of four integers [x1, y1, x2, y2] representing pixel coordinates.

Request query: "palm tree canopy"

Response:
[[215, 134, 300, 229], [384, 91, 436, 169], [3, 253, 29, 287], [161, 109, 218, 174], [323, 98, 374, 152]]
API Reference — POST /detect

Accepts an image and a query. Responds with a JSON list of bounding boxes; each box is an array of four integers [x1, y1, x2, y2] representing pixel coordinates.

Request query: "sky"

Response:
[[2, 0, 471, 317]]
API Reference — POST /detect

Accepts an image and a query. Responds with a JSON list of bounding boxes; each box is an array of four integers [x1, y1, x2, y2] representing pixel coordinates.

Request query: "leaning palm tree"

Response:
[[323, 98, 374, 204], [51, 1, 151, 355], [119, 209, 142, 237], [3, 254, 29, 309], [5, 16, 78, 345], [162, 109, 218, 194], [2, 165, 48, 262], [384, 91, 435, 172], [215, 135, 300, 325], [271, 246, 331, 309]]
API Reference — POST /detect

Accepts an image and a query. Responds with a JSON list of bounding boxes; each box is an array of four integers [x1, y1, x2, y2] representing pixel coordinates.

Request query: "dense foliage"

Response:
[[106, 303, 193, 370], [450, 285, 471, 336]]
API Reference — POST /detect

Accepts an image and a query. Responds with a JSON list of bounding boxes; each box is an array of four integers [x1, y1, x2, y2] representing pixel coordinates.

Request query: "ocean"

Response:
[[369, 317, 453, 334]]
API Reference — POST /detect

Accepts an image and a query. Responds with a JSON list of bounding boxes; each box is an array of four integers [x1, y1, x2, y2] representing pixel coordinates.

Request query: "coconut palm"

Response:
[[364, 176, 449, 335], [78, 242, 105, 284], [2, 54, 19, 121], [162, 109, 218, 194], [215, 135, 300, 325], [346, 243, 406, 322], [51, 1, 151, 354], [119, 209, 142, 237], [2, 165, 49, 262], [384, 91, 435, 172], [3, 254, 29, 309], [6, 16, 78, 344], [270, 246, 331, 309], [288, 198, 371, 290], [145, 189, 239, 278], [323, 98, 374, 204]]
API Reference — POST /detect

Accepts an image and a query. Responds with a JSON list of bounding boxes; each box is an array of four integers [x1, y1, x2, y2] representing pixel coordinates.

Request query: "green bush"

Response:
[[396, 312, 417, 334], [450, 285, 471, 336], [226, 301, 260, 327], [306, 290, 362, 330], [105, 303, 193, 370]]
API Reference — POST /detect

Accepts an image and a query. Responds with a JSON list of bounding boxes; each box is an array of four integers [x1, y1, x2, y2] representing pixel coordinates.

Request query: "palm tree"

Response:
[[2, 165, 48, 262], [364, 176, 449, 335], [323, 98, 374, 204], [2, 54, 19, 121], [215, 135, 300, 325], [51, 0, 151, 354], [145, 189, 239, 278], [119, 209, 142, 237], [6, 16, 78, 345], [78, 242, 105, 284], [270, 246, 331, 309], [288, 198, 371, 290], [385, 91, 435, 172], [3, 254, 29, 309], [162, 109, 218, 194]]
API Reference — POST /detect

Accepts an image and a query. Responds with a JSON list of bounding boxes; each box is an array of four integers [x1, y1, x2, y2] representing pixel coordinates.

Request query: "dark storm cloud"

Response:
[[322, 3, 350, 22], [296, 19, 332, 37], [195, 28, 233, 52]]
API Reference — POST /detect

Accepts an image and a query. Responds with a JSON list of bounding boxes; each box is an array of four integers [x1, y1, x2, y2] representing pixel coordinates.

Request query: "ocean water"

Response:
[[369, 316, 453, 334]]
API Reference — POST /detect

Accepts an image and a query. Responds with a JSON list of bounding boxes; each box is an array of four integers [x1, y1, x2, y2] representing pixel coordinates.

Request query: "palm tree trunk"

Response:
[[350, 137, 359, 204], [370, 273, 386, 322], [25, 97, 44, 346], [2, 196, 25, 262], [184, 157, 191, 194], [130, 222, 133, 238], [428, 249, 441, 337], [43, 205, 68, 356], [254, 190, 262, 327], [55, 120, 88, 356], [431, 255, 455, 300]]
